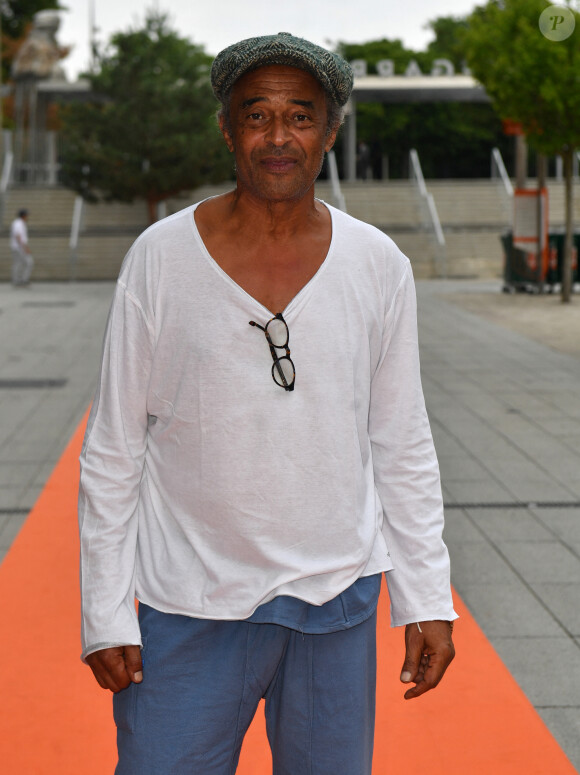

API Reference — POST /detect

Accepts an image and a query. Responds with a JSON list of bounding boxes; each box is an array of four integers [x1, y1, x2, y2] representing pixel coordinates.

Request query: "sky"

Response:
[[58, 0, 482, 81]]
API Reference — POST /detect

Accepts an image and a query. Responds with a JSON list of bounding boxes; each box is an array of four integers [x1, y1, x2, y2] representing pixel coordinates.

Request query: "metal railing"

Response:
[[0, 151, 13, 194], [326, 150, 347, 212], [0, 150, 14, 228], [69, 195, 84, 281], [491, 147, 514, 198], [409, 149, 446, 277]]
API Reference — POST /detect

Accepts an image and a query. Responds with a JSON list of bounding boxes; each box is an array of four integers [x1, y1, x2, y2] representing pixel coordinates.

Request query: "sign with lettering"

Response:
[[350, 59, 471, 78]]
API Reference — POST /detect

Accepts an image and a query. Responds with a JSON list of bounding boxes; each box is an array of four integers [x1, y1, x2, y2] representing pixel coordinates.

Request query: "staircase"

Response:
[[0, 187, 148, 281], [545, 181, 580, 223], [317, 179, 512, 279], [429, 180, 512, 279], [1, 179, 578, 282], [319, 178, 580, 279]]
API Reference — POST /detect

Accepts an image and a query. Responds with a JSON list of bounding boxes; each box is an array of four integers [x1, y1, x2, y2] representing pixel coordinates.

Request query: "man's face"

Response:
[[221, 65, 338, 203]]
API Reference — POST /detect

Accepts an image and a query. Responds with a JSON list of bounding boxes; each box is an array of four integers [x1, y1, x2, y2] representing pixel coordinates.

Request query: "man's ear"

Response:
[[324, 126, 339, 154], [219, 114, 235, 153]]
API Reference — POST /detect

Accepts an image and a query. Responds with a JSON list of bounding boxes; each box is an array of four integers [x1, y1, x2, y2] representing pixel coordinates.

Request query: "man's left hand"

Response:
[[400, 620, 455, 700]]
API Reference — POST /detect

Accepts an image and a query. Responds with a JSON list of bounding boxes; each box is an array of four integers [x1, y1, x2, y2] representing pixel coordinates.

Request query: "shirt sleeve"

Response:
[[369, 263, 457, 627], [78, 279, 154, 659]]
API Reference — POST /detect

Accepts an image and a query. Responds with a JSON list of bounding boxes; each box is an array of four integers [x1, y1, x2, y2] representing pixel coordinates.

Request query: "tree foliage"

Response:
[[464, 0, 580, 156], [1, 0, 61, 39], [338, 23, 513, 179], [463, 0, 580, 300], [425, 15, 470, 70], [59, 11, 232, 222]]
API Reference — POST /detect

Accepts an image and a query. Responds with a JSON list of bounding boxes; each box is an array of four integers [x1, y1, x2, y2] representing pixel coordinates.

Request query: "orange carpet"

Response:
[[0, 418, 577, 774]]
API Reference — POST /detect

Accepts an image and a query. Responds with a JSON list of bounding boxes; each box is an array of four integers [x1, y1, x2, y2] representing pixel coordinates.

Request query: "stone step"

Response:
[[2, 188, 76, 230], [3, 179, 577, 282], [81, 200, 149, 231]]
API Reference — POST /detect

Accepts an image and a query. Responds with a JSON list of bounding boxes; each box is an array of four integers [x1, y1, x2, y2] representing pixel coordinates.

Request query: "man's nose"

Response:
[[266, 115, 292, 145]]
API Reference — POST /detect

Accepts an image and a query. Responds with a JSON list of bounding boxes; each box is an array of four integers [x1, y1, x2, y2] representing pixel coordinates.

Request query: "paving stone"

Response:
[[448, 541, 519, 588], [0, 462, 40, 488], [499, 541, 580, 584], [533, 508, 580, 542], [0, 511, 29, 551], [442, 478, 516, 504], [531, 583, 580, 637], [465, 507, 555, 543], [492, 637, 580, 707], [438, 455, 490, 481], [0, 281, 114, 564], [456, 581, 565, 638], [442, 509, 485, 544], [536, 708, 580, 773]]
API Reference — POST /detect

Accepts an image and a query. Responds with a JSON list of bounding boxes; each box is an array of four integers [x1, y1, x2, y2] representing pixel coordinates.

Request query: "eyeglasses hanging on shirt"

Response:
[[249, 312, 295, 392]]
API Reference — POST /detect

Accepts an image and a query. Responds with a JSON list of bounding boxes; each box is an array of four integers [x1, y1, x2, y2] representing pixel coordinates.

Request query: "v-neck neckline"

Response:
[[189, 198, 337, 318]]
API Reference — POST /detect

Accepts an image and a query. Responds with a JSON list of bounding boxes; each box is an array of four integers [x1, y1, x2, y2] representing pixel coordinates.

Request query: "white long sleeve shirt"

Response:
[[79, 200, 457, 658]]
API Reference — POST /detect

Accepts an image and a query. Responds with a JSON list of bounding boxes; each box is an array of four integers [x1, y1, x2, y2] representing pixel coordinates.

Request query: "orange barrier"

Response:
[[0, 418, 576, 774]]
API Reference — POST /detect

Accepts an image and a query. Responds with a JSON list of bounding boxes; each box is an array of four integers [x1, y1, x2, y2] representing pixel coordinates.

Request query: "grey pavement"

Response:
[[419, 279, 580, 771], [1, 277, 580, 770], [0, 281, 115, 556]]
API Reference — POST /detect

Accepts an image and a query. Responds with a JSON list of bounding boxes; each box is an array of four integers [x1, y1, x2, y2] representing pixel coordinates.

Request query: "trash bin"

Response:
[[502, 229, 580, 293], [501, 230, 544, 293]]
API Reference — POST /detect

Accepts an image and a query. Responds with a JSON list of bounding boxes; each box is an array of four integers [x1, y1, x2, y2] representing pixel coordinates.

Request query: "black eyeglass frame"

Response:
[[249, 312, 295, 392]]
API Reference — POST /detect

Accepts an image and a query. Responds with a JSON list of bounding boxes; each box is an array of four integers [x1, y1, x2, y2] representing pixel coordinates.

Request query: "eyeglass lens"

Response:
[[272, 356, 295, 388], [265, 317, 289, 348]]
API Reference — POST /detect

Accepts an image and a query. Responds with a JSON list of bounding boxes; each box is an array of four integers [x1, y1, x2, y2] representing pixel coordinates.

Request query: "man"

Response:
[[79, 33, 456, 775], [10, 209, 33, 286]]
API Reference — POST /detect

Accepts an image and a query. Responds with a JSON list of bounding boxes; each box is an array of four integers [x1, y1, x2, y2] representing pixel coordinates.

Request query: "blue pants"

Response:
[[114, 603, 377, 774]]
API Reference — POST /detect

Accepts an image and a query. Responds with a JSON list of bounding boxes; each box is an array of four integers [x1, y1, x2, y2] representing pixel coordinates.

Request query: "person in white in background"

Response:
[[10, 209, 33, 287]]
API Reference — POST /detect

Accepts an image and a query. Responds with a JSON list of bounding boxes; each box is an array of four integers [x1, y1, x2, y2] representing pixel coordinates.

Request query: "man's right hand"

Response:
[[85, 645, 143, 693]]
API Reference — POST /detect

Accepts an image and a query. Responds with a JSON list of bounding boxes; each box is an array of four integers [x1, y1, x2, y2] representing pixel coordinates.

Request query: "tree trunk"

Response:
[[536, 153, 547, 292], [515, 134, 527, 189], [561, 147, 574, 303]]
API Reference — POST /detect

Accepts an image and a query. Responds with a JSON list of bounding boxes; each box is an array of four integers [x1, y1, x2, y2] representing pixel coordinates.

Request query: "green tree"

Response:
[[425, 15, 470, 71], [1, 0, 61, 38], [339, 38, 424, 74], [464, 0, 580, 301], [338, 32, 511, 180], [59, 10, 232, 223]]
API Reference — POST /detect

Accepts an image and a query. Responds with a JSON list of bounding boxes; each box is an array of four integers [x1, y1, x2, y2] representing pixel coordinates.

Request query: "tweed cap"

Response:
[[211, 32, 353, 107]]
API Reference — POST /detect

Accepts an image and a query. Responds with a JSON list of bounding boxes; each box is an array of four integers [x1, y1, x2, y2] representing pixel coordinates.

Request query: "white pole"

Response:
[[89, 0, 97, 70]]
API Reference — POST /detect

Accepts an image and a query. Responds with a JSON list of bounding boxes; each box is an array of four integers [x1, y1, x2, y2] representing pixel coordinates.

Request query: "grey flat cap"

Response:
[[211, 32, 353, 107]]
